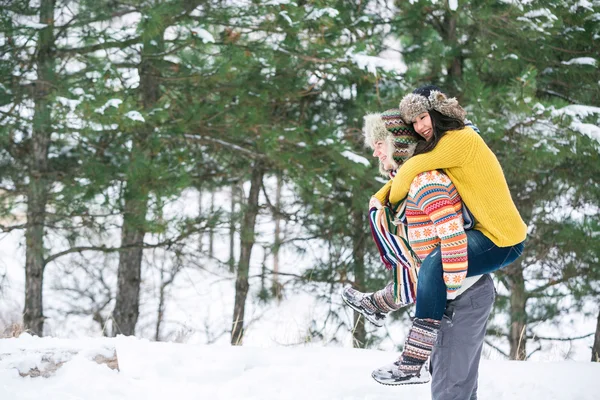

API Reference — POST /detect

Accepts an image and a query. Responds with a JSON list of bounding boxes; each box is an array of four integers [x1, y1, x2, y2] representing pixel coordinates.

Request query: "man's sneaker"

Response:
[[342, 286, 387, 327], [371, 359, 431, 386]]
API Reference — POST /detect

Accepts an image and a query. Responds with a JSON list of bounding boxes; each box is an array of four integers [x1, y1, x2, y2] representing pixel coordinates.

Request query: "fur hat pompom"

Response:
[[427, 91, 466, 122]]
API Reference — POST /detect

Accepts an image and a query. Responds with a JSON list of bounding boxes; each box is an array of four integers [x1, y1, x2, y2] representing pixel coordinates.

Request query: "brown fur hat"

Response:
[[399, 88, 466, 123]]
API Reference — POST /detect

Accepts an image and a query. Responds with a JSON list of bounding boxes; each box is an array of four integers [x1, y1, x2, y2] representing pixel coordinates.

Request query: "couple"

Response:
[[343, 86, 527, 397]]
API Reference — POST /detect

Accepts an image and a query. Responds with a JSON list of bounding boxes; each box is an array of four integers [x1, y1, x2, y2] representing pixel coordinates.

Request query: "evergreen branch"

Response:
[[184, 134, 264, 158], [548, 45, 591, 55], [528, 274, 578, 296], [0, 106, 32, 125], [57, 37, 141, 57], [1, 2, 38, 15], [0, 185, 20, 193], [538, 89, 578, 104], [278, 235, 321, 246], [260, 180, 300, 222], [486, 326, 507, 338], [107, 62, 139, 69], [505, 117, 544, 135], [275, 47, 339, 64], [54, 8, 140, 40]]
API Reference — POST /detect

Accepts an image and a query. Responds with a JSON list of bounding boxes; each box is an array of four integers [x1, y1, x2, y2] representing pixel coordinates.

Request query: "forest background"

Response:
[[0, 0, 599, 362]]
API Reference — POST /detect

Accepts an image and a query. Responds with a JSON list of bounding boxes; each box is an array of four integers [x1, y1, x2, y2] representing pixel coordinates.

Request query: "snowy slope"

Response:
[[1, 335, 599, 400]]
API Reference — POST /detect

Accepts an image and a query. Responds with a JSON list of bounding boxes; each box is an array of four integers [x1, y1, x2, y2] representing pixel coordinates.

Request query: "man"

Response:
[[342, 108, 496, 398]]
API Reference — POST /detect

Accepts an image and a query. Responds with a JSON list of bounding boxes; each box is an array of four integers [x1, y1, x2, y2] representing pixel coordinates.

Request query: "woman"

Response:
[[369, 86, 526, 385]]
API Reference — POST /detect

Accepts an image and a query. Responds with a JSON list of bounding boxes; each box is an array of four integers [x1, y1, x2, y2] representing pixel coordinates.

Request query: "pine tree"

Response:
[[391, 0, 600, 359]]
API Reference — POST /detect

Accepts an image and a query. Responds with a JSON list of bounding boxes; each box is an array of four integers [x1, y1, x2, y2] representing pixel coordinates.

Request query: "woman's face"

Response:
[[372, 140, 395, 170], [413, 112, 433, 141]]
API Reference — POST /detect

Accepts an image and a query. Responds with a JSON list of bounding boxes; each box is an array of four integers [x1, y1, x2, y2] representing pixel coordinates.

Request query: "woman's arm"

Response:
[[410, 172, 468, 294], [389, 127, 477, 204], [371, 179, 393, 207]]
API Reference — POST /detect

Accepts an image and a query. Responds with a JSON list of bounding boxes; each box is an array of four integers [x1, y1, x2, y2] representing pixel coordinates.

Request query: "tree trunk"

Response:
[[198, 185, 203, 252], [229, 185, 236, 272], [592, 306, 600, 362], [231, 165, 264, 345], [351, 208, 367, 348], [445, 13, 462, 81], [111, 25, 163, 336], [271, 174, 283, 300], [23, 0, 56, 336], [209, 192, 215, 258], [112, 189, 149, 336], [507, 258, 528, 360], [155, 271, 167, 342]]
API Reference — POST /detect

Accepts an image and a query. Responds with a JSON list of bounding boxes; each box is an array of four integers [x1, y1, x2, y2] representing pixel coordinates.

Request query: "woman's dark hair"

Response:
[[413, 109, 465, 155]]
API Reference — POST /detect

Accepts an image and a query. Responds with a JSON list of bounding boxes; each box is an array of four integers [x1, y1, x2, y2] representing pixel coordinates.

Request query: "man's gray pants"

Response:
[[430, 274, 495, 400]]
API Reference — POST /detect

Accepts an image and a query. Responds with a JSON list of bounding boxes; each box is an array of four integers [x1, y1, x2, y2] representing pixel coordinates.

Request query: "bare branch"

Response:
[[484, 339, 509, 358], [530, 332, 595, 342], [184, 134, 263, 158], [0, 223, 28, 233], [43, 224, 207, 265]]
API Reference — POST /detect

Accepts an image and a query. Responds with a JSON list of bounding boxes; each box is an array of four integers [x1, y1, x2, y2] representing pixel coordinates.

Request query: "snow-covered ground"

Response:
[[1, 334, 599, 400]]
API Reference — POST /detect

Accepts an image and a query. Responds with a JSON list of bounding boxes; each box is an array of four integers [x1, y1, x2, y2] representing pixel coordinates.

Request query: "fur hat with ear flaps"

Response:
[[399, 88, 466, 124], [363, 109, 420, 177]]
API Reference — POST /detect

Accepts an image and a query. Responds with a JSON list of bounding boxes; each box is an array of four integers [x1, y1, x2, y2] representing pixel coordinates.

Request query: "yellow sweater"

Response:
[[373, 127, 527, 247]]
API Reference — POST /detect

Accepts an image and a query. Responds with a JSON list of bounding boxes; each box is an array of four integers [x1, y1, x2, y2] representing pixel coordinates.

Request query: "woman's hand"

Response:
[[369, 197, 383, 210]]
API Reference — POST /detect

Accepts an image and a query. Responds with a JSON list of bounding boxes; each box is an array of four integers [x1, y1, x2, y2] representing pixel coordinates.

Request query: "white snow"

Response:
[[17, 20, 48, 30], [0, 334, 599, 400], [341, 150, 371, 166], [124, 111, 145, 123], [524, 8, 558, 20], [279, 11, 294, 26], [550, 105, 600, 143], [449, 0, 458, 11], [306, 7, 340, 20], [551, 104, 600, 119], [193, 28, 215, 44], [561, 57, 598, 67], [264, 0, 292, 5], [349, 53, 407, 76], [571, 121, 600, 142], [570, 0, 594, 13], [94, 98, 123, 114]]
